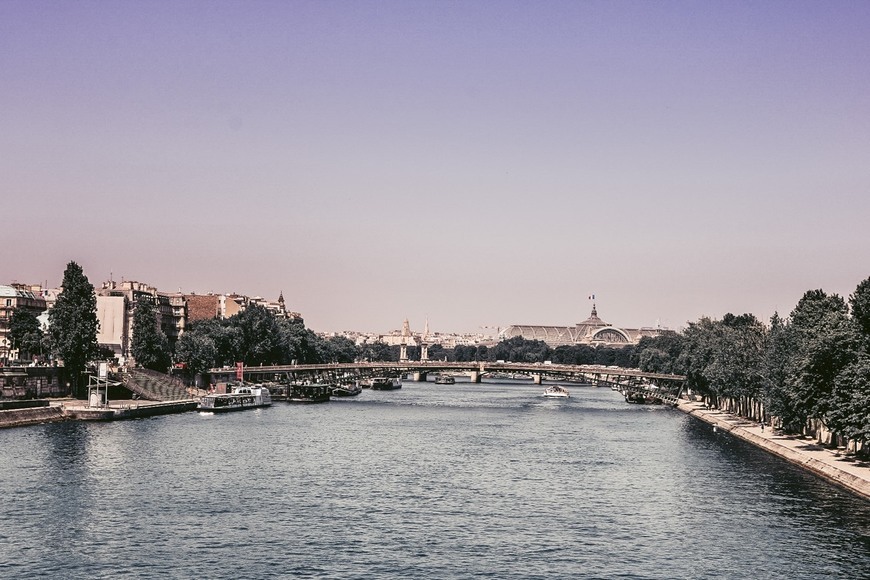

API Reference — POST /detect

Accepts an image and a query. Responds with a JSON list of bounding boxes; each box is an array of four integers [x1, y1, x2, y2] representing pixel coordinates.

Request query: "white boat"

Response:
[[198, 384, 272, 412], [542, 385, 570, 398], [370, 377, 402, 390]]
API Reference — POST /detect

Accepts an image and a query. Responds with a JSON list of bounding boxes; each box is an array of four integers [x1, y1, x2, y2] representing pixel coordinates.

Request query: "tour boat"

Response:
[[198, 384, 272, 412], [542, 385, 570, 398], [287, 383, 331, 403], [370, 377, 402, 390], [434, 374, 455, 385]]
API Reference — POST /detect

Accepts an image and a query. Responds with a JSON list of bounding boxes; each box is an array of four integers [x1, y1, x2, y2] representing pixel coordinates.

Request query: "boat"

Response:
[[370, 377, 402, 390], [330, 382, 362, 397], [287, 383, 331, 403], [434, 374, 455, 385], [198, 384, 272, 412], [542, 385, 570, 398]]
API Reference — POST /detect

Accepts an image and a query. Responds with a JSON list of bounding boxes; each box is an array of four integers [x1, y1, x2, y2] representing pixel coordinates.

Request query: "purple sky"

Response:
[[2, 1, 869, 334]]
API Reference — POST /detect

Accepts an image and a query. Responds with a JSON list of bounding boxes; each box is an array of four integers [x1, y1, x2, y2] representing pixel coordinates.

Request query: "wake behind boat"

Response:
[[542, 385, 570, 398], [198, 384, 272, 412]]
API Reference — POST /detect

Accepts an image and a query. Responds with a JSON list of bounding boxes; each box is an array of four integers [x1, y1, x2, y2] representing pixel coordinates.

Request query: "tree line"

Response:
[[631, 279, 870, 455]]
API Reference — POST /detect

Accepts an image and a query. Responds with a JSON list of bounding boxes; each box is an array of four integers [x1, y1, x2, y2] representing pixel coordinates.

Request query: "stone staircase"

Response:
[[124, 368, 194, 401]]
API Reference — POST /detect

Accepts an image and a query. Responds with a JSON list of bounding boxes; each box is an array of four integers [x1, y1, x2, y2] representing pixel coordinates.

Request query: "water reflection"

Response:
[[0, 383, 868, 579]]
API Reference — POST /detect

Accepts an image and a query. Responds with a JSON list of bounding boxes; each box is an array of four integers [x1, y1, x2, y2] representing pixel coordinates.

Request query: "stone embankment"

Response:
[[678, 400, 870, 501], [0, 399, 197, 428], [0, 405, 67, 428]]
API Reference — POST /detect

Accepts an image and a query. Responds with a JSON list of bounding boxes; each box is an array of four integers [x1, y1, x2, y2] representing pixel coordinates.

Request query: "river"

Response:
[[1, 380, 868, 579]]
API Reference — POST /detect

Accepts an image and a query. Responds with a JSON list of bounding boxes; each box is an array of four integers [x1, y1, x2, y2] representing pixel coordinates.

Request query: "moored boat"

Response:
[[434, 374, 455, 385], [370, 377, 402, 390], [287, 383, 331, 403], [330, 382, 362, 397], [542, 385, 570, 398], [198, 384, 272, 412]]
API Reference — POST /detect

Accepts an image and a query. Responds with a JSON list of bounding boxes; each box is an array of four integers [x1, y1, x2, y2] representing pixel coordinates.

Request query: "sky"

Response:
[[2, 1, 869, 335]]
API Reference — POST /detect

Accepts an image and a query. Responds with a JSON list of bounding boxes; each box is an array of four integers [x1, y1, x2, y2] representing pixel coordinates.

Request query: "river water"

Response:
[[1, 380, 868, 579]]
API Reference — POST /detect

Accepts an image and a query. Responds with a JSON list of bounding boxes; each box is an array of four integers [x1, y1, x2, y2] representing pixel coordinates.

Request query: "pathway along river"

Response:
[[2, 380, 869, 579]]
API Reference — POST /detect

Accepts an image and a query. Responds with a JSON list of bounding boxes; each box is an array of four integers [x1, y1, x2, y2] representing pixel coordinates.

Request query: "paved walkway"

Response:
[[677, 400, 870, 501]]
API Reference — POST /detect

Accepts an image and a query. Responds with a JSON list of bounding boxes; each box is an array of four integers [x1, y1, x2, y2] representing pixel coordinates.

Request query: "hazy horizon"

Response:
[[3, 1, 869, 335]]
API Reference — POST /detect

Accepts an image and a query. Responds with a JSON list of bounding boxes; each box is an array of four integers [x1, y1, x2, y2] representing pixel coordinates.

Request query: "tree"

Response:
[[234, 304, 283, 365], [826, 356, 870, 455], [9, 309, 43, 360], [131, 298, 171, 371], [788, 290, 859, 424], [49, 261, 99, 396], [849, 276, 870, 337], [175, 332, 217, 376]]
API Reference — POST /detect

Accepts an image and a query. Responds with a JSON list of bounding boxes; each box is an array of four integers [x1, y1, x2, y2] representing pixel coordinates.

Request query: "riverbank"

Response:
[[677, 399, 870, 501], [0, 399, 197, 428]]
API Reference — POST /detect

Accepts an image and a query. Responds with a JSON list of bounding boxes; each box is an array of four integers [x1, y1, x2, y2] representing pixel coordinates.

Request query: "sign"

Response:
[[235, 362, 244, 381]]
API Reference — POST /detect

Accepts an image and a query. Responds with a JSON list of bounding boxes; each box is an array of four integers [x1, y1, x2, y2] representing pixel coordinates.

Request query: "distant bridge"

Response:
[[207, 362, 686, 404]]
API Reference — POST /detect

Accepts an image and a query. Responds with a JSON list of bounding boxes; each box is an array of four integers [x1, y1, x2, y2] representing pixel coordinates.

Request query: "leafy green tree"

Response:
[[278, 318, 321, 364], [826, 356, 870, 454], [174, 332, 217, 376], [489, 336, 551, 363], [131, 298, 171, 371], [358, 341, 396, 362], [704, 313, 766, 400], [9, 309, 43, 360], [316, 336, 359, 363], [49, 261, 99, 396], [849, 276, 870, 337], [235, 304, 283, 365], [676, 317, 718, 398], [762, 312, 801, 429], [788, 290, 859, 424]]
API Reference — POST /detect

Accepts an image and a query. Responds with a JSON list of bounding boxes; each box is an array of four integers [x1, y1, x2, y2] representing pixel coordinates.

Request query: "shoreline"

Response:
[[0, 399, 197, 428], [676, 399, 870, 501]]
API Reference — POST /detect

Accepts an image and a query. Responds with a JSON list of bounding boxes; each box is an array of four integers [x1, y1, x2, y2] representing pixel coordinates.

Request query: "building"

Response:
[[0, 284, 48, 363], [96, 280, 186, 361], [501, 304, 665, 348]]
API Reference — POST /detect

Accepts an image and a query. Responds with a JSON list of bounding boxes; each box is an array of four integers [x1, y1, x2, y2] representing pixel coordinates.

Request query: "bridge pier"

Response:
[[532, 374, 542, 385], [469, 371, 481, 383], [412, 371, 428, 382]]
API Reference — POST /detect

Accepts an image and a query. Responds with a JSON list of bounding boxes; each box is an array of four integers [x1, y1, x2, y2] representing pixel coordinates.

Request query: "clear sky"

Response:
[[2, 1, 869, 334]]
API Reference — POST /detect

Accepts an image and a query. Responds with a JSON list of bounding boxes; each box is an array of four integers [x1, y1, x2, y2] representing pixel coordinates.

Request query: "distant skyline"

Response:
[[3, 1, 869, 334]]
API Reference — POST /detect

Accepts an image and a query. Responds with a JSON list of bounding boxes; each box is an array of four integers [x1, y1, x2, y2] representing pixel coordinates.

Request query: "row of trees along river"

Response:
[[11, 262, 870, 458]]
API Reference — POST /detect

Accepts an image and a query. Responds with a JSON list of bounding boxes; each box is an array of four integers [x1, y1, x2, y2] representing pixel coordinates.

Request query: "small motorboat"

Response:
[[542, 385, 570, 398]]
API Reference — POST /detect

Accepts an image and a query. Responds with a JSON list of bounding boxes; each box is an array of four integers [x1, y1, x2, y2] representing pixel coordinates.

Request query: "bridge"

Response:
[[207, 362, 686, 405]]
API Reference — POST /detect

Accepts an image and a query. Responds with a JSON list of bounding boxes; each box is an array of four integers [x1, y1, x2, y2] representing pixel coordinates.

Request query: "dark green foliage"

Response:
[[174, 333, 217, 376], [49, 261, 99, 396], [489, 336, 551, 363], [788, 290, 860, 422], [826, 356, 870, 444], [318, 336, 359, 363], [849, 277, 870, 337], [131, 298, 171, 371], [234, 304, 284, 365], [9, 309, 43, 359]]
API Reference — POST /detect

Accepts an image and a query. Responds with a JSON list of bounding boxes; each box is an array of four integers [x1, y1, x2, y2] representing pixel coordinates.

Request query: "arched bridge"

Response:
[[207, 362, 686, 405]]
